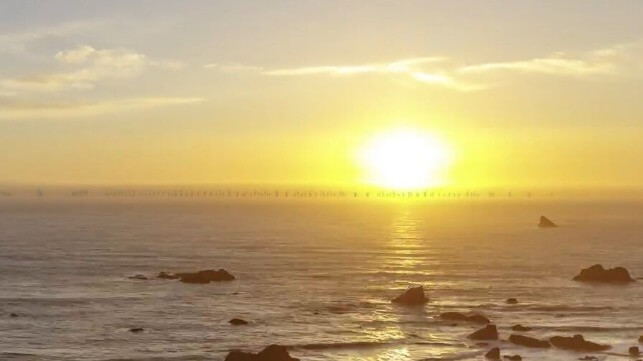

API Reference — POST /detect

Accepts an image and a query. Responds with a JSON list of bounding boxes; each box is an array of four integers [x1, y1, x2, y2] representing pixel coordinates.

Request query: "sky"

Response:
[[0, 0, 642, 189]]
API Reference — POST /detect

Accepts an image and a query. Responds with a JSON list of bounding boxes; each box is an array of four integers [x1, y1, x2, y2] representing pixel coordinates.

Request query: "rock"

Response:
[[640, 335, 643, 343], [229, 318, 249, 326], [506, 298, 519, 304], [391, 286, 428, 305], [511, 324, 532, 332], [549, 334, 610, 352], [224, 345, 299, 361], [573, 264, 634, 283], [509, 334, 551, 348], [128, 274, 149, 280], [129, 327, 144, 333], [503, 356, 522, 361], [10, 313, 18, 318], [468, 324, 499, 340], [485, 347, 500, 359], [440, 312, 490, 324], [157, 271, 179, 280], [630, 346, 641, 357], [178, 269, 235, 284], [538, 216, 557, 228]]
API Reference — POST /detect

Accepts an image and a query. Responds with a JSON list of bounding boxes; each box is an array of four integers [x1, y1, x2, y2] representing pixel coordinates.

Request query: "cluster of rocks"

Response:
[[128, 268, 236, 284], [573, 264, 635, 283]]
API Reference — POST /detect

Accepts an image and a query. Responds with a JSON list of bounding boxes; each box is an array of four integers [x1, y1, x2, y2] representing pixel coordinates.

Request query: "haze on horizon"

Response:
[[1, 1, 642, 190]]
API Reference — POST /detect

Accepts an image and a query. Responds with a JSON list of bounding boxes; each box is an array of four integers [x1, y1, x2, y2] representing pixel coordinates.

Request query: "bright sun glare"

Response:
[[358, 128, 453, 190]]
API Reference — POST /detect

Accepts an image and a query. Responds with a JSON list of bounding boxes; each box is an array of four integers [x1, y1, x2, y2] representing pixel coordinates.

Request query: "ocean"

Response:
[[0, 199, 641, 360]]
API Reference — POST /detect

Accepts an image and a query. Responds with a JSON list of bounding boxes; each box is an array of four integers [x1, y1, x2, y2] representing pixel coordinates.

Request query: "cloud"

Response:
[[204, 42, 643, 91], [0, 20, 101, 54], [0, 96, 204, 120], [458, 42, 643, 78], [1, 45, 183, 94]]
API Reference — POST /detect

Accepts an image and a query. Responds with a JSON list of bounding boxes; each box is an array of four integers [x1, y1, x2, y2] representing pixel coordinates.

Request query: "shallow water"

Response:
[[0, 199, 641, 360]]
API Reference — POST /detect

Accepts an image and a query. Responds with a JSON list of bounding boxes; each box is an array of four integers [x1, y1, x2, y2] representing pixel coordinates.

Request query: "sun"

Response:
[[358, 128, 453, 190]]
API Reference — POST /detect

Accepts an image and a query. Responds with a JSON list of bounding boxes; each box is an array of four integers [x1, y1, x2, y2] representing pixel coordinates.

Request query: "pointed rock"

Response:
[[485, 347, 500, 359], [391, 286, 428, 306], [468, 324, 499, 340], [538, 216, 557, 228]]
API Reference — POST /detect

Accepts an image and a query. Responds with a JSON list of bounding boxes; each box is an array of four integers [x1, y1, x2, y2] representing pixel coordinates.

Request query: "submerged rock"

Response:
[[391, 286, 429, 305], [229, 318, 249, 326], [10, 313, 18, 318], [129, 327, 144, 333], [629, 346, 640, 357], [549, 334, 610, 352], [506, 298, 519, 304], [511, 324, 532, 332], [224, 345, 299, 361], [503, 356, 522, 361], [178, 269, 235, 284], [157, 271, 179, 280], [509, 334, 551, 348], [485, 347, 500, 359], [128, 274, 149, 280], [468, 324, 499, 340], [440, 312, 490, 324], [573, 264, 634, 283], [538, 216, 557, 228]]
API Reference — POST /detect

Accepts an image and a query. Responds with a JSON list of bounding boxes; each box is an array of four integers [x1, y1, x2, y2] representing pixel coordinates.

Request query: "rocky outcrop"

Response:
[[629, 346, 640, 357], [225, 345, 299, 361], [468, 324, 498, 340], [391, 286, 428, 305], [511, 324, 532, 332], [538, 216, 557, 228], [229, 318, 249, 326], [549, 334, 610, 352], [178, 269, 235, 284], [485, 347, 500, 359], [573, 264, 634, 283], [509, 334, 551, 348], [440, 312, 490, 324]]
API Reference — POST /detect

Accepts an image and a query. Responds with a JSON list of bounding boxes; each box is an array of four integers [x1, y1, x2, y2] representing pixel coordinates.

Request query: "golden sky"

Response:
[[1, 1, 642, 189]]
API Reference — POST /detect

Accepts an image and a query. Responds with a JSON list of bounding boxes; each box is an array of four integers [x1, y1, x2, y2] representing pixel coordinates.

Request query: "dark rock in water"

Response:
[[128, 274, 149, 280], [503, 356, 522, 361], [506, 298, 518, 304], [639, 335, 643, 343], [229, 318, 249, 326], [511, 324, 531, 332], [129, 327, 144, 333], [549, 334, 610, 352], [630, 346, 640, 357], [179, 269, 235, 284], [485, 347, 500, 359], [538, 216, 557, 228], [440, 312, 490, 324], [578, 357, 598, 361], [224, 345, 299, 361], [391, 286, 428, 305], [157, 271, 179, 280], [573, 264, 634, 283], [10, 313, 18, 318], [509, 334, 551, 348], [468, 324, 498, 340]]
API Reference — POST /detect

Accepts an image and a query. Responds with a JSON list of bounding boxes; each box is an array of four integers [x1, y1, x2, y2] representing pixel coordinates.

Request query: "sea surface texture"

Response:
[[0, 199, 641, 360]]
